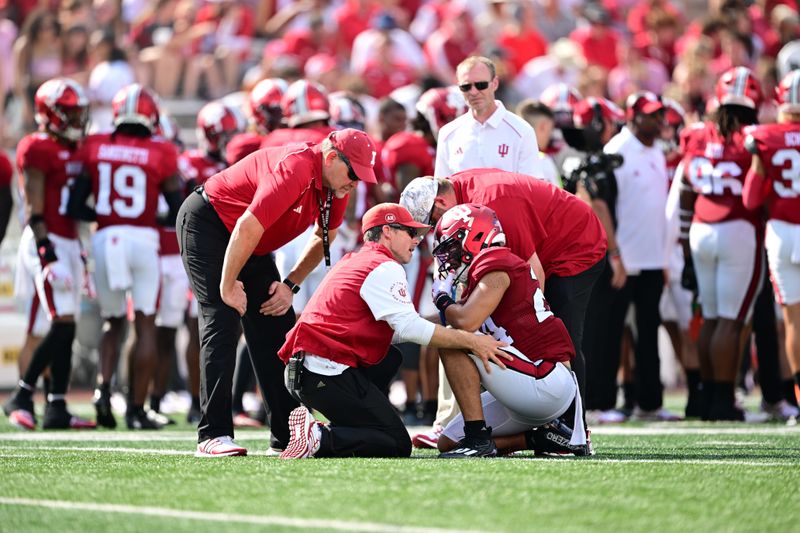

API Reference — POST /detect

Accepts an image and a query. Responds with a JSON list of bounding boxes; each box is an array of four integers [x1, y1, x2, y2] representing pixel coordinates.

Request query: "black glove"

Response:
[[36, 237, 58, 266], [681, 260, 698, 292]]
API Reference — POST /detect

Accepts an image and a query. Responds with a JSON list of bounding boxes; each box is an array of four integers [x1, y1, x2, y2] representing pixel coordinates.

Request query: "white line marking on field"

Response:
[[589, 426, 799, 436], [0, 431, 205, 442], [589, 459, 790, 467], [0, 497, 488, 533]]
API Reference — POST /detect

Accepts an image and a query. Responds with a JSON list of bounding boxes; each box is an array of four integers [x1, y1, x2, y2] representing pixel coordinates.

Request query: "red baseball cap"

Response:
[[625, 91, 665, 120], [362, 203, 431, 235], [329, 128, 378, 184]]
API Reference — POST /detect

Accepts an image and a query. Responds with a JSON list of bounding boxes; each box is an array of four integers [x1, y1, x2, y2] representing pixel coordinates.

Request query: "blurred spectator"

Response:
[[361, 31, 418, 98], [530, 0, 577, 43], [87, 29, 135, 133], [711, 30, 756, 77], [182, 0, 254, 99], [608, 42, 669, 103], [130, 0, 190, 98], [635, 8, 680, 73], [423, 4, 478, 84], [569, 2, 621, 73], [514, 38, 584, 100], [333, 0, 381, 55], [626, 0, 682, 38], [515, 98, 561, 187], [280, 12, 337, 66], [61, 24, 90, 84], [0, 8, 18, 145], [12, 8, 63, 130], [350, 11, 424, 77], [304, 52, 340, 93], [495, 1, 547, 76]]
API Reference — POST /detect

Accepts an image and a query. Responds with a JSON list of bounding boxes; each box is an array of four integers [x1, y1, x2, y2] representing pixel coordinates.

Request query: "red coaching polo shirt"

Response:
[[450, 168, 607, 277], [203, 143, 347, 256]]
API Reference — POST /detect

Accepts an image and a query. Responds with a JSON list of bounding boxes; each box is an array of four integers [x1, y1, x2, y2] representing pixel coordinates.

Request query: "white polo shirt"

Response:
[[434, 101, 538, 177], [604, 127, 669, 272]]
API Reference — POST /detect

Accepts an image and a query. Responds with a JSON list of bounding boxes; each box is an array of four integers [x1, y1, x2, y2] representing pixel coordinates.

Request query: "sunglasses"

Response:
[[458, 80, 491, 92], [389, 224, 420, 239], [335, 149, 359, 181]]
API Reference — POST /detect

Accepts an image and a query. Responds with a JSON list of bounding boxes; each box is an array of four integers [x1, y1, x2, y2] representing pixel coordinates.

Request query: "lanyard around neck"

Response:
[[318, 188, 333, 271]]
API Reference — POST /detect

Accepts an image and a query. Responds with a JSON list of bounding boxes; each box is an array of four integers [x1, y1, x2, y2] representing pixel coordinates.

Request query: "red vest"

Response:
[[278, 242, 397, 368]]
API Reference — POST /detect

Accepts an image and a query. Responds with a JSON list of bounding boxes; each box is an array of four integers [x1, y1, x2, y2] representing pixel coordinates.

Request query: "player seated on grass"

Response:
[[432, 204, 590, 458]]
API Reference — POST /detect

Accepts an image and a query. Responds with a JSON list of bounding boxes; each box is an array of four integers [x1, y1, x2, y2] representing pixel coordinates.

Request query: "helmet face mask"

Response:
[[416, 86, 468, 138], [34, 78, 89, 142], [249, 78, 288, 132], [432, 204, 505, 281], [196, 102, 244, 157]]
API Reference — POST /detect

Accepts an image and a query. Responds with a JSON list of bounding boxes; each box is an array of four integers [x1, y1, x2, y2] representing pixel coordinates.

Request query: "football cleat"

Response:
[[632, 407, 683, 422], [125, 408, 164, 430], [233, 412, 264, 428], [195, 436, 247, 458], [528, 419, 592, 457], [760, 400, 800, 422], [3, 394, 37, 430], [42, 402, 96, 430], [438, 436, 497, 459], [280, 406, 322, 459], [93, 388, 117, 429], [411, 426, 443, 448]]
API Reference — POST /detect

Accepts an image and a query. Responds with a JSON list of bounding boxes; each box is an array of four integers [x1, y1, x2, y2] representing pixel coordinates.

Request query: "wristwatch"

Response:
[[282, 278, 301, 294]]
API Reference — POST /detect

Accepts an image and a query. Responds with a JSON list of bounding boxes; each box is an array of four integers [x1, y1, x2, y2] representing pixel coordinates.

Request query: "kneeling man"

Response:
[[278, 203, 510, 459], [432, 204, 589, 458]]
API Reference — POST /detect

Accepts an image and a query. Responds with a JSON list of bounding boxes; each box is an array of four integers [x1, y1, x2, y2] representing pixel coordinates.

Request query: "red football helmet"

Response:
[[662, 97, 686, 127], [196, 101, 244, 156], [329, 91, 367, 131], [715, 66, 763, 110], [112, 83, 160, 132], [34, 78, 89, 142], [433, 204, 505, 277], [775, 69, 800, 113], [249, 78, 288, 132], [281, 80, 330, 128], [540, 83, 582, 128], [416, 86, 468, 138], [573, 97, 625, 129]]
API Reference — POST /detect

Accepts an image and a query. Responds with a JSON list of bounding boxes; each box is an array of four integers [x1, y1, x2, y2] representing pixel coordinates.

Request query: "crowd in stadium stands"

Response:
[[2, 0, 800, 458]]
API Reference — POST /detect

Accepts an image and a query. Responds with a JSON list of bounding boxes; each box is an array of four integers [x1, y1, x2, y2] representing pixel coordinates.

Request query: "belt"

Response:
[[195, 186, 210, 204]]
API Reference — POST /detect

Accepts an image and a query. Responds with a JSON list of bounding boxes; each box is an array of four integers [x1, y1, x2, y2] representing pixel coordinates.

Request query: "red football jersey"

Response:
[[461, 247, 574, 377], [80, 133, 178, 229], [744, 122, 800, 224], [179, 149, 226, 187], [226, 132, 263, 165], [16, 133, 82, 239], [450, 168, 607, 278], [260, 125, 335, 149], [680, 121, 758, 225], [381, 131, 434, 190]]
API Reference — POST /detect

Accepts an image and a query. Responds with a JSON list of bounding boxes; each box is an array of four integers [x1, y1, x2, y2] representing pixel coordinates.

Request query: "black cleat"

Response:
[[42, 402, 96, 429], [528, 419, 592, 457], [3, 393, 37, 430], [125, 408, 164, 430], [93, 389, 117, 429], [438, 436, 497, 459]]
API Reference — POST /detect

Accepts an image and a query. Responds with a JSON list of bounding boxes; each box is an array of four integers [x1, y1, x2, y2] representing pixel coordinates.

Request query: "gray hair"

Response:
[[364, 226, 384, 242]]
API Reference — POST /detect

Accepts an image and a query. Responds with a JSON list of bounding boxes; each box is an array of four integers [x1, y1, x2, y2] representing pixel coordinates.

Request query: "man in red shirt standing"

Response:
[[277, 203, 509, 459], [401, 170, 607, 410], [178, 128, 379, 457]]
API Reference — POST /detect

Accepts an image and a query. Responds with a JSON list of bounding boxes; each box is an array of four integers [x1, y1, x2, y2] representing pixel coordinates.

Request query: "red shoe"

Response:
[[43, 403, 96, 429], [8, 409, 36, 431]]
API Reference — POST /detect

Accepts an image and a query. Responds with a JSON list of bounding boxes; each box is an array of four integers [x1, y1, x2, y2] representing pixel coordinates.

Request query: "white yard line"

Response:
[[589, 426, 799, 436], [0, 497, 488, 533]]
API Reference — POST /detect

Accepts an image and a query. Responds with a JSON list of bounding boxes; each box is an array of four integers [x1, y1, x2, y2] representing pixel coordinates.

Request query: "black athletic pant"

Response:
[[586, 268, 665, 411], [747, 266, 783, 404], [298, 347, 411, 458], [545, 257, 606, 402], [178, 192, 298, 447]]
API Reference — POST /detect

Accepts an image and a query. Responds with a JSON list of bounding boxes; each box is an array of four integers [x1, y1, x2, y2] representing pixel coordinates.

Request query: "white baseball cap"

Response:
[[399, 177, 439, 225]]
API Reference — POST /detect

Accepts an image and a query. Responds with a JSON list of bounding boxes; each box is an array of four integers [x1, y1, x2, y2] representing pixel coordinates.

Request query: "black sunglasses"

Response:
[[458, 80, 491, 92], [389, 224, 420, 239], [335, 149, 359, 181]]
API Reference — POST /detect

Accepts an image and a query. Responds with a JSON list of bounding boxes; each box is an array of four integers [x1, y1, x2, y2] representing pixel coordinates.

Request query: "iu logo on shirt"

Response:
[[498, 144, 509, 158]]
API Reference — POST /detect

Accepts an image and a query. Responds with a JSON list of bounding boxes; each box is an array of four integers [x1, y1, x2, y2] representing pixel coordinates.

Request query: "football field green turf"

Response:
[[0, 410, 797, 533]]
